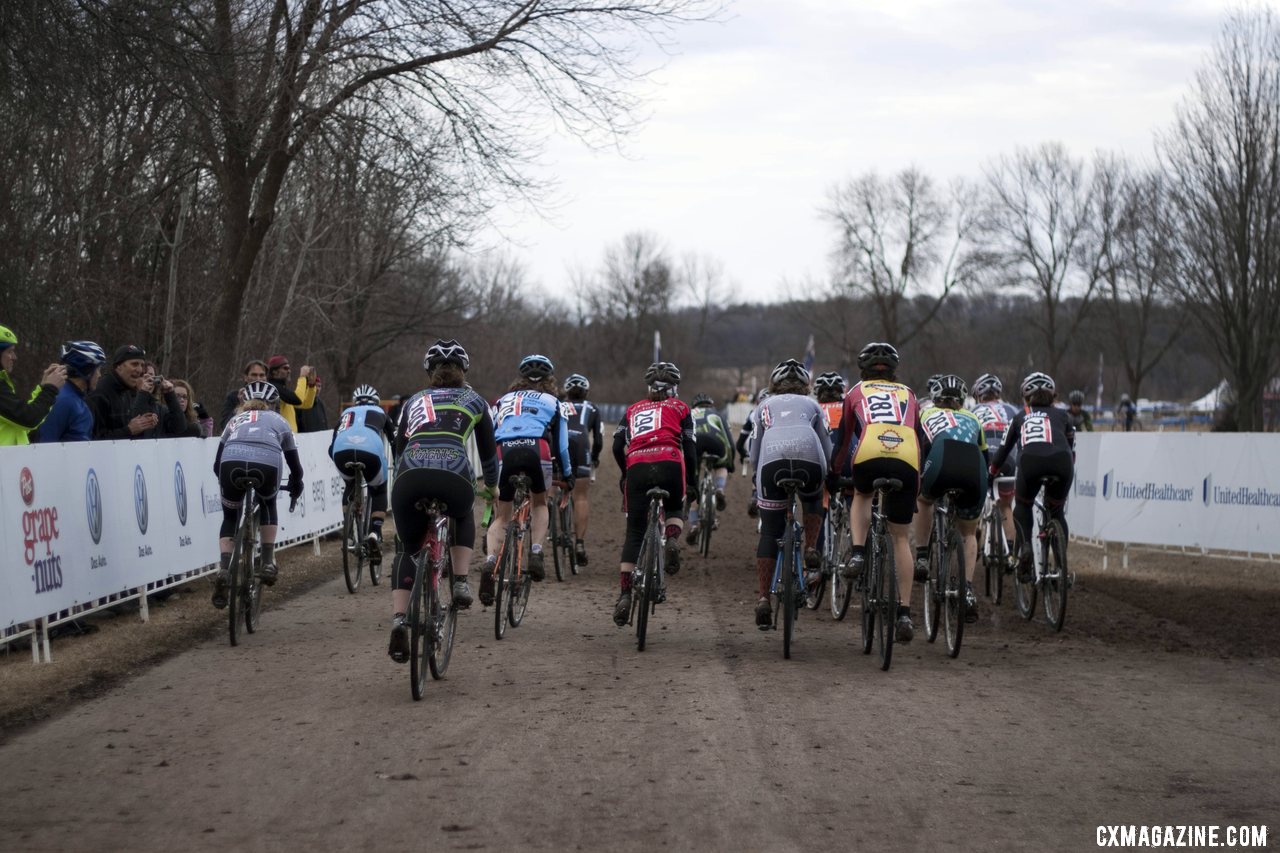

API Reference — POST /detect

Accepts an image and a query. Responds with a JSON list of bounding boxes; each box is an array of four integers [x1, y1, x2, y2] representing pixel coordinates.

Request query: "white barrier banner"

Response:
[[1067, 433, 1280, 553], [1, 434, 344, 629]]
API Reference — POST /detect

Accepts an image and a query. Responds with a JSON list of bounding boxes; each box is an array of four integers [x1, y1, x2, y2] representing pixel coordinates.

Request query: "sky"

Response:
[[476, 0, 1241, 303]]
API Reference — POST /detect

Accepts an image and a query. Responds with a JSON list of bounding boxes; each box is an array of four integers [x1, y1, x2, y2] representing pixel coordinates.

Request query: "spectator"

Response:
[[265, 354, 317, 432], [139, 361, 192, 438], [297, 376, 330, 433], [173, 380, 214, 436], [89, 345, 159, 439], [38, 341, 107, 443], [0, 324, 66, 445], [219, 360, 269, 431]]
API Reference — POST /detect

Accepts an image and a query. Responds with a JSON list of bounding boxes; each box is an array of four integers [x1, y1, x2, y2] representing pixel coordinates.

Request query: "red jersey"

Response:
[[619, 398, 693, 475]]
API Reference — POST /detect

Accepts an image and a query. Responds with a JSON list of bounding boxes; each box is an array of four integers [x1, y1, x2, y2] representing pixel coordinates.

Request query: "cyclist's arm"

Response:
[[475, 406, 499, 487], [393, 401, 411, 458], [813, 408, 834, 465], [735, 420, 751, 458], [554, 406, 572, 478], [213, 438, 225, 475], [589, 408, 603, 466], [293, 377, 316, 411], [272, 379, 303, 407], [612, 422, 628, 472], [680, 412, 697, 490], [989, 412, 1023, 471], [1082, 410, 1093, 431], [327, 418, 340, 456], [283, 446, 304, 486]]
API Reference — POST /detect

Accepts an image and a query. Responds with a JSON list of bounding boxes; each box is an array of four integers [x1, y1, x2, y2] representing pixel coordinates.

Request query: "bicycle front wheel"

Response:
[[874, 528, 896, 671], [635, 528, 656, 651], [429, 555, 456, 679], [549, 495, 566, 582], [509, 531, 532, 627], [942, 528, 965, 658], [494, 546, 512, 641], [564, 496, 579, 576], [1041, 521, 1069, 632], [923, 530, 941, 643], [342, 502, 361, 594], [409, 557, 429, 700]]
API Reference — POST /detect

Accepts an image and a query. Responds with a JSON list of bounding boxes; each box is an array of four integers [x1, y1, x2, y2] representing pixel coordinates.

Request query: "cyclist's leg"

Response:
[[1043, 450, 1074, 534], [613, 466, 650, 624], [1011, 456, 1041, 574], [388, 470, 433, 661]]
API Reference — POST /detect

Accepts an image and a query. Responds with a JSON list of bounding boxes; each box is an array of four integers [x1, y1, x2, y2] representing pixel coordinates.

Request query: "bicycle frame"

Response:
[[630, 488, 668, 651]]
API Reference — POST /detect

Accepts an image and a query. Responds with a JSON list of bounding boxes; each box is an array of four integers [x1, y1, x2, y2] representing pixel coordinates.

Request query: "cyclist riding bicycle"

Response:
[[484, 354, 574, 585], [212, 381, 305, 608], [329, 384, 396, 565], [988, 372, 1076, 581], [830, 342, 926, 642], [1117, 394, 1138, 431], [737, 389, 771, 517], [913, 374, 989, 623], [749, 360, 832, 629], [388, 340, 499, 662], [611, 362, 697, 626], [561, 373, 602, 565], [1066, 390, 1093, 432], [685, 393, 735, 545], [815, 372, 846, 436], [969, 372, 1019, 566]]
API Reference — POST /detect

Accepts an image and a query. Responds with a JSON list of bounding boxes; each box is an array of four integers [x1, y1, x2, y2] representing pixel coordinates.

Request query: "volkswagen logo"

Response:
[[174, 461, 188, 526], [86, 468, 103, 545], [134, 465, 149, 534]]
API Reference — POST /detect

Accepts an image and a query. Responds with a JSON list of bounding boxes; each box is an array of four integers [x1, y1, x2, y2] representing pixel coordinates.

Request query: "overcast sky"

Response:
[[478, 0, 1239, 303]]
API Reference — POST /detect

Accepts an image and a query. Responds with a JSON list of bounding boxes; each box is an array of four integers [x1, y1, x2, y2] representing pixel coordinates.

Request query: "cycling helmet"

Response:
[[934, 374, 967, 403], [857, 341, 899, 371], [926, 373, 944, 399], [814, 372, 846, 395], [0, 325, 16, 350], [353, 384, 379, 405], [563, 373, 590, 393], [644, 361, 681, 389], [518, 354, 555, 381], [973, 373, 1003, 398], [424, 339, 469, 371], [1068, 390, 1085, 405], [242, 380, 280, 404], [59, 340, 107, 378], [1021, 371, 1056, 397], [770, 358, 811, 387], [692, 393, 715, 408], [755, 390, 771, 404]]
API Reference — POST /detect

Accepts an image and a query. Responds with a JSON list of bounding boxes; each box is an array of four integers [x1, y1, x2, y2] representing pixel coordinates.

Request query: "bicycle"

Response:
[[693, 459, 717, 558], [921, 488, 966, 658], [489, 473, 533, 640], [806, 483, 854, 619], [226, 474, 297, 647], [547, 479, 578, 581], [626, 486, 670, 652], [406, 496, 459, 700], [340, 462, 381, 593], [980, 477, 1014, 604], [770, 478, 807, 659], [1013, 476, 1072, 631], [857, 477, 901, 671]]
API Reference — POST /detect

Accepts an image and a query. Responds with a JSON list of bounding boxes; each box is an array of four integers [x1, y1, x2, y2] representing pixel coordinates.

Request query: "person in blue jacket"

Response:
[[38, 341, 106, 443], [329, 384, 396, 565]]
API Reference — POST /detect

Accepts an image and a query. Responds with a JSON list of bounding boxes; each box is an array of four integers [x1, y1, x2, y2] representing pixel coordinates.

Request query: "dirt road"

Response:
[[1, 472, 1277, 852]]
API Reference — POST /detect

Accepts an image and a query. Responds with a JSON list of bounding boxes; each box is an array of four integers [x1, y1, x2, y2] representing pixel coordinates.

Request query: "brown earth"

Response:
[[1, 471, 1277, 852]]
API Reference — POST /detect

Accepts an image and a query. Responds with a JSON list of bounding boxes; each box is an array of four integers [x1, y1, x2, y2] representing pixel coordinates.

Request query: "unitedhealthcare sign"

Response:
[[1202, 474, 1280, 508], [1100, 469, 1195, 503]]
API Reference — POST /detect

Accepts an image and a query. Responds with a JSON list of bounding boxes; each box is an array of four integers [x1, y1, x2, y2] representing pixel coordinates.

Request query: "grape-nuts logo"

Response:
[[174, 461, 188, 526], [133, 465, 149, 534], [20, 467, 34, 506], [86, 468, 103, 545]]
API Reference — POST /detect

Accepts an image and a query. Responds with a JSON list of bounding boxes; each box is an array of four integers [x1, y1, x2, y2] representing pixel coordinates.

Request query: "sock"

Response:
[[620, 573, 632, 592], [897, 604, 911, 619], [531, 544, 542, 554], [262, 542, 275, 563], [664, 523, 682, 540], [688, 507, 700, 527], [916, 545, 929, 559], [218, 552, 232, 572], [715, 474, 727, 490], [371, 517, 384, 538], [393, 611, 406, 623], [451, 572, 467, 582], [851, 544, 866, 560], [485, 555, 497, 566]]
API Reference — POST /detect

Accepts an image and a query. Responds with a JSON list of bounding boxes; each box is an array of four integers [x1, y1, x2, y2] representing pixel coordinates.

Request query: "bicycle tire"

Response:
[[923, 527, 941, 643], [429, 551, 456, 679], [549, 493, 565, 582], [227, 513, 245, 647], [635, 525, 655, 651], [991, 518, 1006, 605], [981, 513, 995, 600], [877, 530, 897, 671], [830, 509, 853, 620], [699, 474, 715, 557], [494, 538, 513, 641], [1014, 548, 1037, 621], [564, 495, 580, 575], [243, 544, 262, 635], [409, 554, 429, 700], [859, 529, 875, 655], [943, 526, 965, 658], [1042, 520, 1069, 632], [782, 522, 797, 659], [364, 490, 381, 585], [509, 525, 532, 628], [341, 502, 360, 594]]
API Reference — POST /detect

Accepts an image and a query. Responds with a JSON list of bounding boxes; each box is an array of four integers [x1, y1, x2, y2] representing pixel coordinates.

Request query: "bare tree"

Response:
[[1158, 8, 1280, 431], [823, 167, 983, 349], [982, 143, 1103, 376]]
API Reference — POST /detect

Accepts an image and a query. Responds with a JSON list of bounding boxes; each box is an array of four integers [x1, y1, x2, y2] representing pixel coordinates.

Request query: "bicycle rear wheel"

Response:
[[227, 525, 245, 647], [698, 476, 715, 557], [563, 495, 579, 576], [1041, 521, 1069, 632], [942, 527, 965, 658], [429, 554, 456, 679], [365, 493, 381, 585], [923, 529, 941, 643], [990, 520, 1006, 605], [859, 533, 875, 655], [243, 547, 262, 635], [634, 527, 656, 651], [1014, 550, 1037, 621], [409, 556, 429, 700], [342, 500, 361, 594], [549, 493, 565, 582], [874, 527, 896, 671], [509, 529, 532, 627], [782, 522, 797, 659]]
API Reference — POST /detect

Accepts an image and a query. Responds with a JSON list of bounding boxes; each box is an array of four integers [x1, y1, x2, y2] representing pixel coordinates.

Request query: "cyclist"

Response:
[[736, 389, 770, 517], [814, 372, 846, 437], [212, 381, 305, 608], [830, 342, 925, 642], [0, 324, 66, 445], [388, 341, 499, 662], [969, 373, 1019, 566], [611, 362, 696, 626], [37, 341, 106, 443], [1117, 393, 1137, 431], [1066, 390, 1093, 432], [748, 360, 832, 629], [988, 372, 1076, 580], [561, 373, 602, 565], [484, 354, 574, 586], [913, 374, 988, 622], [684, 393, 735, 545], [329, 384, 396, 566]]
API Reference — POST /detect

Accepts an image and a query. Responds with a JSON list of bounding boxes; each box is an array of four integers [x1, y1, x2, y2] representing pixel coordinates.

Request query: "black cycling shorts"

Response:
[[621, 461, 685, 564], [755, 458, 823, 559], [218, 460, 280, 536], [694, 433, 728, 467], [333, 448, 388, 513], [920, 439, 987, 521], [391, 467, 477, 591], [568, 434, 591, 479], [851, 457, 918, 526]]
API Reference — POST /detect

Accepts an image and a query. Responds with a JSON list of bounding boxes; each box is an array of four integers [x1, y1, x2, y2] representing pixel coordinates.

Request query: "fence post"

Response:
[[40, 617, 52, 663], [312, 535, 321, 556], [138, 586, 150, 623]]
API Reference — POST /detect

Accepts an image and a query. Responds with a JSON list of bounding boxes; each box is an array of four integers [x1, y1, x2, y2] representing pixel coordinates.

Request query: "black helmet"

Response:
[[934, 374, 967, 403], [644, 361, 681, 390], [770, 358, 812, 387], [518, 354, 555, 380], [814, 372, 845, 395], [1068, 389, 1085, 405], [692, 393, 714, 408], [424, 339, 469, 371], [857, 341, 899, 371]]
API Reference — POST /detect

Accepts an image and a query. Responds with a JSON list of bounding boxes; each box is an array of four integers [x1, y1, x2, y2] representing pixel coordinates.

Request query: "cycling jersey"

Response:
[[493, 389, 571, 479], [560, 399, 603, 467], [748, 393, 832, 476], [919, 404, 988, 452], [820, 400, 843, 434], [613, 397, 697, 482], [990, 405, 1076, 470], [691, 407, 735, 469], [218, 409, 296, 467], [396, 386, 498, 487], [330, 404, 395, 486], [969, 399, 1019, 447], [831, 380, 924, 472], [1066, 407, 1093, 432]]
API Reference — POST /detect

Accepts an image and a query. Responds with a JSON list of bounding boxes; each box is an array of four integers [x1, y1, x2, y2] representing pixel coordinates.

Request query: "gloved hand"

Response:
[[988, 464, 999, 480], [563, 474, 576, 492], [288, 478, 304, 499], [618, 476, 627, 496], [477, 483, 497, 503], [825, 471, 840, 495]]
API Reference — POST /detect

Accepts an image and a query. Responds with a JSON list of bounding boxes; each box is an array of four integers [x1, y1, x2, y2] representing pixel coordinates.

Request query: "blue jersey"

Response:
[[493, 389, 572, 478], [37, 383, 94, 443], [330, 404, 392, 483]]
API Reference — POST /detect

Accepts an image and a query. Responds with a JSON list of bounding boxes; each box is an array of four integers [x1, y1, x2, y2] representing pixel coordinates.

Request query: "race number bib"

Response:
[[560, 401, 577, 419], [1020, 413, 1051, 445], [863, 392, 901, 425], [630, 407, 658, 438], [921, 409, 957, 440], [405, 395, 438, 436]]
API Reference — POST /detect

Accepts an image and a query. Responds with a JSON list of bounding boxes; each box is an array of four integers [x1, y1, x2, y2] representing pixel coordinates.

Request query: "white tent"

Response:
[[1189, 380, 1231, 412]]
